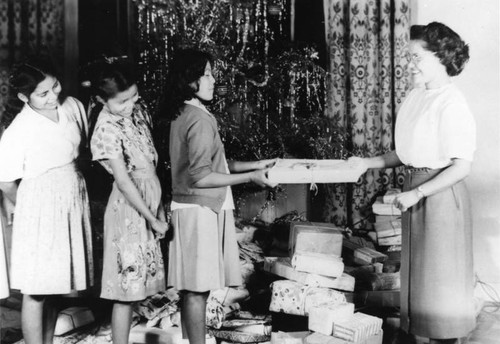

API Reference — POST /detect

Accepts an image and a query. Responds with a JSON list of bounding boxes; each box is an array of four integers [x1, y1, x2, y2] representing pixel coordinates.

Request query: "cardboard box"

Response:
[[263, 257, 355, 292], [289, 222, 343, 258], [291, 253, 344, 278]]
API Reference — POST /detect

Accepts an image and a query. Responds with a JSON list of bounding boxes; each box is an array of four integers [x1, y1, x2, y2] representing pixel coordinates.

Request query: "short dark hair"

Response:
[[160, 48, 214, 121], [85, 59, 137, 101], [410, 22, 469, 76], [2, 55, 60, 128]]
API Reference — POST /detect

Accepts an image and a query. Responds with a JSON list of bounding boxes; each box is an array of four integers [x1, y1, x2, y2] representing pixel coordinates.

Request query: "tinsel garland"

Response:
[[132, 0, 349, 218]]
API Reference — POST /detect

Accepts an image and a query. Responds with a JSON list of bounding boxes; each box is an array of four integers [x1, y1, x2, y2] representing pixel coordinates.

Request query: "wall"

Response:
[[411, 0, 500, 300]]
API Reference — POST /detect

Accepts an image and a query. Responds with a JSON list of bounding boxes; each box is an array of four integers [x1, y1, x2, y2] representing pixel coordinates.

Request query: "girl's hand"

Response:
[[255, 159, 277, 170], [151, 219, 170, 239], [393, 190, 420, 212], [250, 169, 278, 188]]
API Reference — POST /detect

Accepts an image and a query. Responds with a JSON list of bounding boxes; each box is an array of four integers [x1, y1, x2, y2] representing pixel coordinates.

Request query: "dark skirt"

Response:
[[400, 168, 475, 339]]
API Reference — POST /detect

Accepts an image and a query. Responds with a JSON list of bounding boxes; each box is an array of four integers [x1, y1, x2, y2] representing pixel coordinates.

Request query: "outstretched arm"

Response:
[[228, 159, 277, 173]]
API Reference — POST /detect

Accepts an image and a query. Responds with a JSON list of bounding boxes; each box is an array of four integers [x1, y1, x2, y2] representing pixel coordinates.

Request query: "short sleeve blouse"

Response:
[[0, 97, 85, 181], [395, 83, 476, 168], [90, 103, 157, 174]]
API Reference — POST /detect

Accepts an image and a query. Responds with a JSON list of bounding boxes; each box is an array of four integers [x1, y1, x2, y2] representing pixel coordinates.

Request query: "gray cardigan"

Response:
[[169, 104, 227, 213]]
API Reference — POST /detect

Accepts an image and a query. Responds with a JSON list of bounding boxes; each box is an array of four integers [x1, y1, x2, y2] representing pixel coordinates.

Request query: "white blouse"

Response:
[[0, 97, 86, 181], [395, 83, 476, 169]]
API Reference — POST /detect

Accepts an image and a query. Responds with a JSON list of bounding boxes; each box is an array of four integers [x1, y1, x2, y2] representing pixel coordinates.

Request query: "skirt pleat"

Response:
[[168, 207, 242, 292], [400, 168, 475, 339]]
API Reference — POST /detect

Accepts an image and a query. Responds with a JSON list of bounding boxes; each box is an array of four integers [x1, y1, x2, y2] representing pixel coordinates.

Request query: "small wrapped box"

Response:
[[305, 330, 383, 344], [54, 307, 95, 335], [289, 222, 343, 258], [263, 257, 355, 292], [332, 312, 383, 343], [269, 280, 346, 316], [291, 253, 344, 278], [271, 331, 311, 344], [267, 159, 365, 184], [308, 302, 355, 335]]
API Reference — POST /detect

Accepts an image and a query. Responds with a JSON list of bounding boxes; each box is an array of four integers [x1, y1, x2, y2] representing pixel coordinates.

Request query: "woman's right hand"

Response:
[[250, 169, 278, 188], [151, 218, 170, 239]]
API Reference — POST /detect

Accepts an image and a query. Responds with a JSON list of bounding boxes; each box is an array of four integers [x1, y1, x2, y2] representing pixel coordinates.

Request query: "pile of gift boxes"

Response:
[[263, 221, 384, 344]]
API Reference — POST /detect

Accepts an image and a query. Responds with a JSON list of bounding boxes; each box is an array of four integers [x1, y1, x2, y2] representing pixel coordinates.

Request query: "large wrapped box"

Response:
[[289, 222, 343, 258], [269, 280, 346, 316], [305, 330, 383, 344], [291, 253, 344, 278], [263, 257, 355, 292], [267, 159, 365, 184]]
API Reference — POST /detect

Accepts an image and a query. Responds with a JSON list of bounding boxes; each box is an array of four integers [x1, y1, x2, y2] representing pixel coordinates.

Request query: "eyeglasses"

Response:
[[406, 52, 423, 64]]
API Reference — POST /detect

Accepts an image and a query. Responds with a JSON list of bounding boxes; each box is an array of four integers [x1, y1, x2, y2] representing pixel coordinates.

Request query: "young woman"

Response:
[[163, 48, 276, 344], [0, 57, 93, 344], [88, 59, 169, 344], [351, 22, 475, 344]]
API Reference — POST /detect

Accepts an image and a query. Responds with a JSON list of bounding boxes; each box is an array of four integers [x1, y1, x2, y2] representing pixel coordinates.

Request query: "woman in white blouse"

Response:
[[351, 22, 475, 344], [0, 57, 93, 344]]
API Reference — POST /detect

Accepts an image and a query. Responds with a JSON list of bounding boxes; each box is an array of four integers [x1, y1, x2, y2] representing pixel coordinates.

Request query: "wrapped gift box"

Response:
[[291, 253, 344, 278], [271, 331, 310, 344], [305, 330, 383, 344], [263, 257, 355, 291], [269, 280, 346, 316], [54, 307, 95, 335], [332, 312, 383, 343], [308, 303, 355, 335], [289, 222, 343, 258], [267, 159, 365, 184]]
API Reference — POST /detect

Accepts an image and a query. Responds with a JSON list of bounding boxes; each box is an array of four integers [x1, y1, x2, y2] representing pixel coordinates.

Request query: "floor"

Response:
[[1, 293, 499, 344]]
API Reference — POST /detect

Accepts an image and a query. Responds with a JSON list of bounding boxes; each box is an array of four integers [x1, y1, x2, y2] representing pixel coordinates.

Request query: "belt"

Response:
[[405, 166, 431, 173]]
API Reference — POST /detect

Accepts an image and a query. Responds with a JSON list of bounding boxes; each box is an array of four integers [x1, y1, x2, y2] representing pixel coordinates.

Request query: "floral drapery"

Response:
[[0, 0, 65, 123], [322, 0, 411, 228]]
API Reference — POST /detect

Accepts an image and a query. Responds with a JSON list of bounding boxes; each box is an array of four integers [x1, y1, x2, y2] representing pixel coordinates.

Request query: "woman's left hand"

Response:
[[393, 190, 420, 212]]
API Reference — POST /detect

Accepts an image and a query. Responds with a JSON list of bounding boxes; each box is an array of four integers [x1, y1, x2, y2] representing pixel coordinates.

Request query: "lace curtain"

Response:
[[321, 0, 411, 228], [0, 0, 65, 124]]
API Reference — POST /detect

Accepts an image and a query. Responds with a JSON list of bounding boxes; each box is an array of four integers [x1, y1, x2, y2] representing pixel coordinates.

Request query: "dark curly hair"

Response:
[[158, 48, 214, 122], [410, 22, 469, 76], [2, 55, 61, 128]]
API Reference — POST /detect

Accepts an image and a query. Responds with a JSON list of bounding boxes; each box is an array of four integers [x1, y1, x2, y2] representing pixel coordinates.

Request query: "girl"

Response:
[[88, 59, 169, 344], [350, 22, 475, 344], [164, 48, 277, 344], [0, 57, 93, 344]]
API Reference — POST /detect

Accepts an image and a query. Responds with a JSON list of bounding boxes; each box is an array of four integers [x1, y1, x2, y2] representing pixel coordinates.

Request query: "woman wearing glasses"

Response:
[[350, 22, 475, 344]]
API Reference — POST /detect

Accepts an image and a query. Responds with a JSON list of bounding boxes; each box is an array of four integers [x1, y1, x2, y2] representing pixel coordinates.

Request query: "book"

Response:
[[267, 159, 365, 184]]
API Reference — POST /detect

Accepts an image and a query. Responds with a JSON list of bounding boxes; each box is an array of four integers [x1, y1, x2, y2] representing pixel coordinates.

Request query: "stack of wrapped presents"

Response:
[[264, 221, 384, 344]]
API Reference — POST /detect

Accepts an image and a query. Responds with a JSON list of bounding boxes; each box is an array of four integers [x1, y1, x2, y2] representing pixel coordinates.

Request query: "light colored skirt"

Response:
[[10, 163, 93, 295], [100, 169, 165, 302], [168, 207, 242, 292], [0, 213, 9, 299], [400, 168, 475, 339]]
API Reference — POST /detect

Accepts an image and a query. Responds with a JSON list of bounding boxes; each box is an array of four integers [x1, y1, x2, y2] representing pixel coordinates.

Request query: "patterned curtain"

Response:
[[322, 0, 410, 228], [0, 0, 65, 123]]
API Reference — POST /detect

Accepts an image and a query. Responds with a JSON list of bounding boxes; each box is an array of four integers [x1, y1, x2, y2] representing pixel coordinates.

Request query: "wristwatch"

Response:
[[415, 186, 426, 199]]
